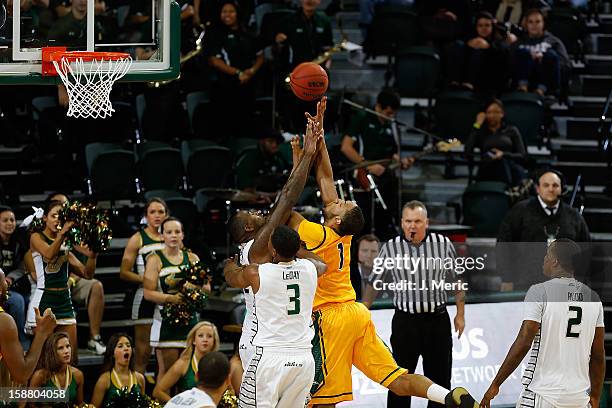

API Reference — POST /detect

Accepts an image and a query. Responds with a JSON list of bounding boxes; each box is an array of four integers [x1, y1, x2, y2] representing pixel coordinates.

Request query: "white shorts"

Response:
[[239, 332, 255, 371], [517, 389, 590, 408], [239, 347, 314, 408]]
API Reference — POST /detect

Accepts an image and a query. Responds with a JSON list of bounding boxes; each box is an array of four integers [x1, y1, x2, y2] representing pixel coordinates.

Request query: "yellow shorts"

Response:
[[310, 301, 407, 405]]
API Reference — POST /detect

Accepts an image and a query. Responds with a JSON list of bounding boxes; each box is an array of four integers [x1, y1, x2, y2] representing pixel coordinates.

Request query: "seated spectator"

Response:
[[29, 332, 85, 406], [512, 8, 570, 97], [206, 1, 264, 139], [164, 351, 231, 408], [47, 193, 106, 355], [236, 128, 291, 194], [91, 333, 146, 408], [465, 99, 527, 187], [350, 234, 380, 300], [497, 169, 590, 290], [0, 206, 29, 350], [445, 12, 514, 94]]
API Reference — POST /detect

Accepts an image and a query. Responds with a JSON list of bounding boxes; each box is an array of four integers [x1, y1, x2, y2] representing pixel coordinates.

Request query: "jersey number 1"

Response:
[[566, 306, 582, 338], [287, 284, 301, 315]]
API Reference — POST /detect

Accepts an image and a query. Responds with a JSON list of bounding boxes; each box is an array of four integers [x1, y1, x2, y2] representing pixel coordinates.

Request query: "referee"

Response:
[[363, 201, 466, 408]]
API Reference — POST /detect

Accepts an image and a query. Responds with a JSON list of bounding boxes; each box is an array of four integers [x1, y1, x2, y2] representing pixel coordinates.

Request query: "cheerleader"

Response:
[[91, 333, 145, 408], [144, 218, 210, 378], [28, 332, 84, 407], [153, 321, 220, 402], [119, 198, 168, 374], [26, 200, 97, 362]]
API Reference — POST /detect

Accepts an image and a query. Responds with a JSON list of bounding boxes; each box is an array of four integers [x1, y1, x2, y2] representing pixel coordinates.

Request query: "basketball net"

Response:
[[53, 55, 132, 119]]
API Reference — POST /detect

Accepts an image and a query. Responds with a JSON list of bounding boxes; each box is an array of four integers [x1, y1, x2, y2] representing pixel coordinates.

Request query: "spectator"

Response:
[[91, 333, 146, 408], [153, 321, 220, 402], [362, 201, 465, 408], [0, 269, 57, 386], [206, 0, 264, 139], [47, 0, 88, 47], [497, 169, 590, 290], [274, 0, 333, 132], [164, 351, 231, 408], [351, 234, 380, 300], [340, 89, 413, 239], [0, 206, 29, 350], [465, 99, 527, 187], [445, 12, 514, 94], [235, 128, 291, 193], [29, 332, 85, 406], [512, 8, 570, 96], [46, 193, 107, 356], [120, 198, 168, 375]]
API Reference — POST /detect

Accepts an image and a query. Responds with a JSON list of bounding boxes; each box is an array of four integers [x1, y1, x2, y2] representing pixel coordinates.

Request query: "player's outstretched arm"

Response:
[[480, 320, 540, 408], [224, 258, 261, 292], [308, 97, 338, 206], [589, 327, 605, 408], [249, 119, 321, 264]]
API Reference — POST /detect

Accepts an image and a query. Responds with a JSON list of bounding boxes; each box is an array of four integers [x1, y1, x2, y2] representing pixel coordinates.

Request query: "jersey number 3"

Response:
[[566, 306, 582, 338], [287, 284, 301, 315]]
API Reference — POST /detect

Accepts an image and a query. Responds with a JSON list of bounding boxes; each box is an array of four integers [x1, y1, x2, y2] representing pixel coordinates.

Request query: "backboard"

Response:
[[0, 0, 179, 84]]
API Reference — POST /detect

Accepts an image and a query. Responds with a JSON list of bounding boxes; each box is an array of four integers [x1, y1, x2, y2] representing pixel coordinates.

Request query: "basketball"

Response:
[[289, 62, 329, 101]]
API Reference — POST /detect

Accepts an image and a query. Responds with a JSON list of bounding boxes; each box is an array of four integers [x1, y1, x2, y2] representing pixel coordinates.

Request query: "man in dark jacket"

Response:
[[512, 8, 570, 96], [496, 170, 590, 290]]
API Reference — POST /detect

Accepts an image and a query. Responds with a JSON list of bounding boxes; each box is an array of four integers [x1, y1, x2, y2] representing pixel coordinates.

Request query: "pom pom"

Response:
[[58, 200, 112, 253], [160, 260, 210, 327], [218, 389, 238, 408]]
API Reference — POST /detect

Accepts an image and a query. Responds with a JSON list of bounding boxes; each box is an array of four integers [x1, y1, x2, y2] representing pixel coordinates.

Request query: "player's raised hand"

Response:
[[479, 384, 499, 408], [290, 136, 303, 172], [303, 118, 320, 156], [35, 307, 57, 336]]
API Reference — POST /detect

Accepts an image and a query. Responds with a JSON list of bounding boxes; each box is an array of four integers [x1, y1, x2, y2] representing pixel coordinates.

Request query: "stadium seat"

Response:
[[186, 91, 214, 139], [164, 197, 198, 238], [135, 93, 146, 136], [462, 181, 510, 237], [183, 146, 233, 190], [259, 9, 294, 46], [194, 188, 210, 213], [180, 140, 217, 169], [137, 147, 184, 192], [363, 8, 418, 57], [546, 12, 585, 60], [227, 138, 258, 160], [255, 3, 287, 32], [394, 46, 440, 98], [134, 141, 170, 161], [31, 96, 64, 153], [501, 92, 545, 147], [144, 190, 183, 201], [85, 143, 136, 200], [434, 91, 481, 142]]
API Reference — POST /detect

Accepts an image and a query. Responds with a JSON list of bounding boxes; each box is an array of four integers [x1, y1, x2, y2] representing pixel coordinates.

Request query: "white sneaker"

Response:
[[87, 337, 106, 355]]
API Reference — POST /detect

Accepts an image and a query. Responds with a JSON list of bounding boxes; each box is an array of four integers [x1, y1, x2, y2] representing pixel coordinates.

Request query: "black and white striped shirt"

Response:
[[369, 233, 458, 314]]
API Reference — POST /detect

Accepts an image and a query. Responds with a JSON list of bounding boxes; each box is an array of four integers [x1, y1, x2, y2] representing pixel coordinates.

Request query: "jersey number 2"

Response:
[[287, 284, 301, 315], [566, 306, 582, 338]]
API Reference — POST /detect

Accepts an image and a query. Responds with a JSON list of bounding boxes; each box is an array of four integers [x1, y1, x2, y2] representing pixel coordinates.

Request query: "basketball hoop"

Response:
[[42, 48, 132, 119]]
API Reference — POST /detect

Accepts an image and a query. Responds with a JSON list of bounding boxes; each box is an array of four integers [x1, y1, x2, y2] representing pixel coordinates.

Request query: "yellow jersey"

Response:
[[298, 220, 356, 310]]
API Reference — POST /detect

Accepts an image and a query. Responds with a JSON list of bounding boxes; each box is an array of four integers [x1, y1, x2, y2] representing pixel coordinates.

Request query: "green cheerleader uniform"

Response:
[[42, 366, 78, 407], [101, 370, 143, 408], [28, 233, 75, 327], [149, 249, 198, 348], [176, 351, 199, 391]]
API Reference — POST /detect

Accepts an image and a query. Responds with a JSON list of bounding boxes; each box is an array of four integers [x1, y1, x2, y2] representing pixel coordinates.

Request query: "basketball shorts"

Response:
[[517, 388, 591, 408], [239, 347, 314, 408], [310, 301, 407, 405], [239, 332, 256, 371]]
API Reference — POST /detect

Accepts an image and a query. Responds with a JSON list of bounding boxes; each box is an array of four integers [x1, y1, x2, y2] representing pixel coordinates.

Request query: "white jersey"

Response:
[[164, 387, 215, 408], [252, 259, 317, 349], [521, 278, 604, 408], [238, 239, 256, 367]]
